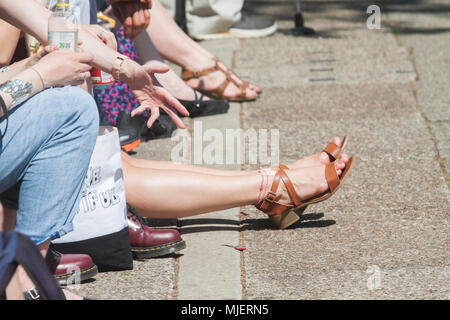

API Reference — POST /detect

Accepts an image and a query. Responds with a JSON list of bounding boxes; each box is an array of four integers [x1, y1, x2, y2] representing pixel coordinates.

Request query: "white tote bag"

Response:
[[53, 127, 133, 271]]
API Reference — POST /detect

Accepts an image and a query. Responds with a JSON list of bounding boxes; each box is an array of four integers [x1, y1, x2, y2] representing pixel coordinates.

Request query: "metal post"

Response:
[[175, 0, 188, 34], [292, 0, 315, 36]]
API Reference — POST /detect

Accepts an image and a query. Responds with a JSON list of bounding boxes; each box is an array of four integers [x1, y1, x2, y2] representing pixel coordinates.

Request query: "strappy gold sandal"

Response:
[[257, 156, 354, 230], [181, 57, 258, 102]]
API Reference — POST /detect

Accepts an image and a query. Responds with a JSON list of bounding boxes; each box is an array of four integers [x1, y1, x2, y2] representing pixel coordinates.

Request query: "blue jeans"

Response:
[[0, 86, 99, 245]]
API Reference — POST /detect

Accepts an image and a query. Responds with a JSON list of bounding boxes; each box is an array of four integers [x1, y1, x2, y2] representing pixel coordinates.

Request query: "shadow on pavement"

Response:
[[176, 212, 336, 234], [244, 0, 450, 36]]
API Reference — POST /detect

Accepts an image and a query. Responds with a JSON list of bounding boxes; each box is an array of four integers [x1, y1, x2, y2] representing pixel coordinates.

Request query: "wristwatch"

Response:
[[112, 56, 128, 81], [0, 79, 33, 108], [0, 66, 10, 73]]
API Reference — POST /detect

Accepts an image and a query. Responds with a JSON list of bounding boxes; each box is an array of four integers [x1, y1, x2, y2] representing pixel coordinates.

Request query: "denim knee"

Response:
[[14, 87, 99, 245], [52, 87, 99, 151], [63, 86, 99, 137]]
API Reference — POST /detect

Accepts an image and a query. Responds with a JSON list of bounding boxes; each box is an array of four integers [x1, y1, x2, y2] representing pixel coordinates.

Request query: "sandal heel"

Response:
[[269, 210, 300, 229]]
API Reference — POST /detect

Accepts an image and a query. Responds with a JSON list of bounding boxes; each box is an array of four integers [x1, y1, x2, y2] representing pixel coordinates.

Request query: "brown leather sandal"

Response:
[[266, 136, 350, 228], [323, 135, 348, 162], [181, 57, 257, 102], [256, 156, 354, 229]]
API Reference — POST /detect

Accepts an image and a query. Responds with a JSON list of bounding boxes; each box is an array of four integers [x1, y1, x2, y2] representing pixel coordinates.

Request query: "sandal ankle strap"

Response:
[[255, 165, 303, 213], [182, 57, 252, 100], [181, 65, 219, 81]]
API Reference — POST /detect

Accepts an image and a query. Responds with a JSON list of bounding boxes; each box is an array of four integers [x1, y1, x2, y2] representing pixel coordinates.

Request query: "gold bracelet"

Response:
[[30, 67, 46, 90]]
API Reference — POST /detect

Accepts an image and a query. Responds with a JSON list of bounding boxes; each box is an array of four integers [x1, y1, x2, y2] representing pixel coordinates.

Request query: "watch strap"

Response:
[[112, 56, 127, 81]]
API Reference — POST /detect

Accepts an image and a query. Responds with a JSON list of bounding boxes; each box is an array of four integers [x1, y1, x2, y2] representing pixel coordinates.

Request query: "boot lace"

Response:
[[127, 204, 146, 230]]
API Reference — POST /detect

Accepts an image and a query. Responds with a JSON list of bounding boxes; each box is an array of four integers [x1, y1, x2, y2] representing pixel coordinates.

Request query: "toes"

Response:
[[318, 151, 330, 164], [249, 84, 262, 93], [335, 161, 346, 171], [333, 136, 342, 147], [336, 169, 342, 176], [340, 153, 349, 163], [244, 88, 258, 99]]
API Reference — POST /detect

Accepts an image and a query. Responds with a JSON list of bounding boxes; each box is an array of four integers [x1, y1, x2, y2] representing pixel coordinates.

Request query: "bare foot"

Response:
[[154, 68, 210, 101]]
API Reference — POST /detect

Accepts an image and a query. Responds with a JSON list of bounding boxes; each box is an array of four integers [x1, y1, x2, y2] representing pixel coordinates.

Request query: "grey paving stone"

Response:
[[395, 33, 450, 122], [70, 259, 176, 300], [241, 115, 436, 164], [235, 34, 415, 88], [244, 265, 449, 299], [239, 0, 449, 300], [75, 0, 449, 300], [177, 103, 243, 299], [242, 83, 418, 123]]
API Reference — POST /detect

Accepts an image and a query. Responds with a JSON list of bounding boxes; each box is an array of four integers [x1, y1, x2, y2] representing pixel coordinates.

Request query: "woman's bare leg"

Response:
[[5, 271, 23, 300], [146, 0, 213, 69], [1, 203, 22, 300], [146, 0, 260, 99], [134, 28, 210, 101], [123, 153, 349, 219], [123, 158, 261, 217]]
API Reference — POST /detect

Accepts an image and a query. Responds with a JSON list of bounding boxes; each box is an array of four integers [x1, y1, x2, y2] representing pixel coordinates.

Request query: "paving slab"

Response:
[[177, 209, 242, 300], [69, 259, 176, 300], [385, 2, 450, 187], [177, 103, 243, 300], [175, 39, 244, 299], [74, 0, 449, 300], [239, 0, 449, 300]]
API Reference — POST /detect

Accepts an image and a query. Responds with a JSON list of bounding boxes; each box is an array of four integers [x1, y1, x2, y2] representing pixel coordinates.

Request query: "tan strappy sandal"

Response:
[[267, 135, 349, 228], [257, 156, 354, 230], [323, 135, 348, 162], [181, 57, 257, 102]]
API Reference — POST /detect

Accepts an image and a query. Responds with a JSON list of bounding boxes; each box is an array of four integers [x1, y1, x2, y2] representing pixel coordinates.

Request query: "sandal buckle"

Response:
[[264, 191, 277, 203]]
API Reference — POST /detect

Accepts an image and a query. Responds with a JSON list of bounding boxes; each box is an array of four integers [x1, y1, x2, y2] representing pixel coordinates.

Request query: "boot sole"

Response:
[[55, 264, 98, 286], [132, 239, 186, 259]]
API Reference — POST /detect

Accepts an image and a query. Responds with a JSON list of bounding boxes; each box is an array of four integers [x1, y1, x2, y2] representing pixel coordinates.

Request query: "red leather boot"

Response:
[[127, 205, 186, 258], [47, 246, 98, 286]]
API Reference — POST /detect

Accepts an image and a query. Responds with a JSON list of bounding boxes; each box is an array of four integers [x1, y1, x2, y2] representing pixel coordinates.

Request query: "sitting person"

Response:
[[0, 0, 188, 300], [144, 0, 261, 102], [160, 0, 277, 40], [0, 46, 99, 300]]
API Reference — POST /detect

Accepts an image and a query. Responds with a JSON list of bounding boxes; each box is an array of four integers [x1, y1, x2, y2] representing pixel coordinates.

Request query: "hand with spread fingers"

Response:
[[109, 0, 152, 39], [128, 60, 189, 129]]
